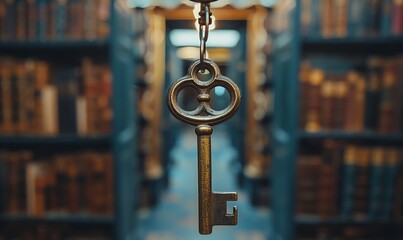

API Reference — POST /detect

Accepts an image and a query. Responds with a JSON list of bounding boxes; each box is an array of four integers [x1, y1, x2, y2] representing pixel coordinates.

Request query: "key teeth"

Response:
[[212, 193, 238, 226]]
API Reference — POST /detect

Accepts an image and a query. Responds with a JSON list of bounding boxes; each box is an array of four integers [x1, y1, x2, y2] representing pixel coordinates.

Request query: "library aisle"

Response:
[[138, 127, 270, 240]]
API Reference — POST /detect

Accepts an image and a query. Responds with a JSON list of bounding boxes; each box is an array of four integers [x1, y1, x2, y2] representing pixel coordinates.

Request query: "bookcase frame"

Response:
[[0, 1, 140, 240], [270, 1, 403, 240]]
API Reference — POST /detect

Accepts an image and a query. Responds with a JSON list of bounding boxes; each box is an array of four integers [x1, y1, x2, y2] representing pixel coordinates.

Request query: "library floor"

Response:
[[138, 127, 270, 240]]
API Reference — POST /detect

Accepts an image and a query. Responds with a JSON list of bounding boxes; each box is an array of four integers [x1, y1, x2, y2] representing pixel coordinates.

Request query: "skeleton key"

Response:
[[167, 59, 241, 234]]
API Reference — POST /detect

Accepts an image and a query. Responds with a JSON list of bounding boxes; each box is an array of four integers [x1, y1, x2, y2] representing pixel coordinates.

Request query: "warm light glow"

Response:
[[170, 29, 240, 47]]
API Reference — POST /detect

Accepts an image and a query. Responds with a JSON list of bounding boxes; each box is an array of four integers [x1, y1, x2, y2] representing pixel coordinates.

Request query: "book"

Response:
[[0, 152, 6, 213], [54, 68, 79, 134], [364, 58, 382, 131], [304, 69, 324, 132], [15, 0, 27, 40], [368, 148, 385, 219], [340, 146, 358, 218], [379, 61, 398, 133], [392, 0, 403, 35], [381, 149, 399, 220], [36, 0, 48, 40], [382, 0, 394, 36], [26, 161, 47, 216]]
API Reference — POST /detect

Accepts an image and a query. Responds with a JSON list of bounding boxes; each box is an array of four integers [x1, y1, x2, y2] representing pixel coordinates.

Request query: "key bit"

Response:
[[167, 60, 241, 235]]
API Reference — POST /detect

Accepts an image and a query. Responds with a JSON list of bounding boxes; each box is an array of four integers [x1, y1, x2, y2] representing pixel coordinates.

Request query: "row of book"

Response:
[[301, 0, 403, 37], [0, 151, 114, 216], [298, 225, 402, 240], [0, 224, 111, 240], [0, 58, 112, 135], [296, 142, 403, 220], [0, 0, 110, 41], [300, 56, 403, 133]]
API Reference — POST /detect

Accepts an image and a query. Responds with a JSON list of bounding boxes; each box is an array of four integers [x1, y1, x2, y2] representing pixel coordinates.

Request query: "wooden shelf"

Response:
[[296, 215, 403, 226], [0, 39, 109, 49], [0, 135, 111, 149], [0, 215, 114, 225], [299, 131, 403, 143], [302, 36, 403, 54]]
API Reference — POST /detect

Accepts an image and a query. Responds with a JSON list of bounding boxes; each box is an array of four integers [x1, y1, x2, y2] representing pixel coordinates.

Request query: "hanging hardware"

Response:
[[167, 0, 241, 235]]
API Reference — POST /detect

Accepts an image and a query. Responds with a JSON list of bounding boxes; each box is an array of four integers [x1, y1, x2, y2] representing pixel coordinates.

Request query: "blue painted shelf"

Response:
[[296, 216, 403, 226], [303, 36, 403, 45], [302, 36, 403, 54], [0, 135, 111, 149], [0, 215, 114, 225], [0, 39, 109, 49], [299, 131, 403, 143]]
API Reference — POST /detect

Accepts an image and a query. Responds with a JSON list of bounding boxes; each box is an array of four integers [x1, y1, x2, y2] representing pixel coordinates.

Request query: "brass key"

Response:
[[167, 59, 241, 234]]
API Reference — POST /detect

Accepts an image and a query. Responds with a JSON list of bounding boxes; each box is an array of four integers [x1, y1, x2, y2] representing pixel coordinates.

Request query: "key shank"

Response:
[[196, 125, 238, 235]]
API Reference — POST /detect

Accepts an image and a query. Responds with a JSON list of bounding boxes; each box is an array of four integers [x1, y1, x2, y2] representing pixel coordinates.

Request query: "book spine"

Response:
[[300, 0, 312, 36], [381, 149, 399, 220], [16, 64, 28, 134], [335, 0, 349, 37], [1, 64, 13, 134], [310, 0, 321, 37], [66, 156, 79, 213], [353, 147, 370, 219], [54, 0, 67, 39], [364, 59, 382, 131], [4, 0, 16, 40], [379, 64, 397, 133], [320, 80, 334, 130], [36, 0, 47, 40], [55, 68, 78, 134], [0, 153, 6, 213], [15, 0, 26, 40], [26, 0, 36, 40], [84, 0, 97, 39], [340, 146, 357, 218], [396, 57, 403, 132], [55, 157, 68, 212], [368, 148, 384, 219], [333, 80, 347, 129], [10, 67, 19, 134], [304, 70, 324, 131], [96, 0, 110, 38], [41, 86, 58, 135], [0, 1, 5, 40], [321, 0, 333, 37], [382, 0, 393, 36], [392, 0, 403, 34]]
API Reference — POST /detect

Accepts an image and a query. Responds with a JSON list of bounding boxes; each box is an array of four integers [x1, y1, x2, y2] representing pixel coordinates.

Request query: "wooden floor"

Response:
[[139, 127, 270, 240]]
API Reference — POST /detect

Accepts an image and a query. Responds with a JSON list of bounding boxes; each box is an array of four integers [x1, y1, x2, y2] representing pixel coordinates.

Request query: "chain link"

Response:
[[198, 3, 212, 65]]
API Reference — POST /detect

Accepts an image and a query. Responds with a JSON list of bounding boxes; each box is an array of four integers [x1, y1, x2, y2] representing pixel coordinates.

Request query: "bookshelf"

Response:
[[0, 1, 139, 240], [270, 0, 403, 240]]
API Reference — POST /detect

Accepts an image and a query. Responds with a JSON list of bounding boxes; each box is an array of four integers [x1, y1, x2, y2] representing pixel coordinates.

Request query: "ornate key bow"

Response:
[[167, 59, 241, 126]]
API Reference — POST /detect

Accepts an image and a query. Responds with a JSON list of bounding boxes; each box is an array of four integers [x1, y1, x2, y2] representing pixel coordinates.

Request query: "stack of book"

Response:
[[300, 56, 403, 133], [0, 58, 112, 136], [296, 142, 402, 221], [0, 151, 114, 217], [0, 0, 110, 41], [301, 0, 403, 37]]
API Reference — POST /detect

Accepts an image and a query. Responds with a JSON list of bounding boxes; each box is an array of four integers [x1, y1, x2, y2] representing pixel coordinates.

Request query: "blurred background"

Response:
[[0, 0, 403, 239]]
